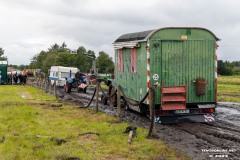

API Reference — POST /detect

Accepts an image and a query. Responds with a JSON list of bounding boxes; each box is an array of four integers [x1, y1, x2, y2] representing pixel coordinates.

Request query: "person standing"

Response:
[[8, 73, 12, 84]]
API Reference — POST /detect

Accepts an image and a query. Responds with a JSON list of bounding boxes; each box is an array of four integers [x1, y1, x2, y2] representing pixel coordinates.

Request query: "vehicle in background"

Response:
[[0, 61, 8, 84], [49, 66, 78, 87], [22, 69, 35, 82], [65, 73, 87, 93], [87, 68, 113, 85]]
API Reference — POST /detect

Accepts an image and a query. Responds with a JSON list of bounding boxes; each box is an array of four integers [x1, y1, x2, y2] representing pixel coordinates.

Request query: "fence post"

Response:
[[42, 78, 44, 90], [117, 85, 121, 117], [37, 78, 39, 88], [35, 79, 37, 88], [38, 78, 41, 89], [54, 80, 57, 98], [36, 78, 38, 88], [45, 77, 48, 93], [95, 82, 100, 113], [41, 78, 43, 90], [49, 80, 52, 94], [147, 87, 158, 138]]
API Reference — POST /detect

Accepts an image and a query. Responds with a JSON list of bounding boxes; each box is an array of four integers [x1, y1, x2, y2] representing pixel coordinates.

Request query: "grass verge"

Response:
[[0, 85, 189, 160], [218, 76, 240, 103]]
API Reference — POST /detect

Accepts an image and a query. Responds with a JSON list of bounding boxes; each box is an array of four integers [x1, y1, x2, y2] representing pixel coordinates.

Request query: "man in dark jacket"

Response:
[[75, 70, 86, 81], [13, 72, 18, 84]]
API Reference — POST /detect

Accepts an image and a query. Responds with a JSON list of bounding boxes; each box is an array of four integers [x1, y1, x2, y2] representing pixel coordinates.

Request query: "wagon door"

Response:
[[161, 40, 185, 87], [161, 40, 216, 105]]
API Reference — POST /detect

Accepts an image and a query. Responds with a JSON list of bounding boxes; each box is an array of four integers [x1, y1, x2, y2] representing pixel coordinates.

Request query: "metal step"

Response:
[[162, 86, 186, 93], [162, 95, 186, 102], [161, 103, 186, 111], [161, 85, 187, 110]]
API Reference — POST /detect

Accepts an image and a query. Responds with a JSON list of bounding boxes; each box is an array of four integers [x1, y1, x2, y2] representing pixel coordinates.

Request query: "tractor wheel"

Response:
[[77, 86, 82, 92]]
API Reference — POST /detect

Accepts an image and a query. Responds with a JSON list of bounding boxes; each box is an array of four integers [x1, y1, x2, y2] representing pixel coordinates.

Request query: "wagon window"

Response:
[[130, 48, 137, 73], [118, 49, 124, 72]]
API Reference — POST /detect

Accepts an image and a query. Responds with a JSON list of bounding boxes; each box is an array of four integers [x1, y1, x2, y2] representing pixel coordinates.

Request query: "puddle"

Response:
[[216, 106, 240, 127]]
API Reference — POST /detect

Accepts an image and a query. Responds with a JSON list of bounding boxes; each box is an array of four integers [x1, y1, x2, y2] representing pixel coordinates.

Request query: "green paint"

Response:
[[114, 28, 217, 105], [0, 63, 8, 84]]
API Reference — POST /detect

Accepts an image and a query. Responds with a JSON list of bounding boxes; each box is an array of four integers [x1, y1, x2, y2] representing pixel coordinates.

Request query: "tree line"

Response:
[[218, 60, 240, 75], [28, 42, 114, 74], [2, 44, 240, 76], [0, 48, 7, 61]]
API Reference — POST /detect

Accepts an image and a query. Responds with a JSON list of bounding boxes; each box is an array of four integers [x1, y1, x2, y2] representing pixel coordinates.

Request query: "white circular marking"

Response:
[[153, 74, 159, 81]]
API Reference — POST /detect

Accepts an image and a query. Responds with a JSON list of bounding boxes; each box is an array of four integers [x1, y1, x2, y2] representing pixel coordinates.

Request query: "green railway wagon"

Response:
[[0, 61, 8, 85], [112, 27, 220, 124]]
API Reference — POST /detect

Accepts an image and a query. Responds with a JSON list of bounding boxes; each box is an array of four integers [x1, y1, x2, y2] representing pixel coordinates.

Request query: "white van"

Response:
[[49, 66, 78, 86]]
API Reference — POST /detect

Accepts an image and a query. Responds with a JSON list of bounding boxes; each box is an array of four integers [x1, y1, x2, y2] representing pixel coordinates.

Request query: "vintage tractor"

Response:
[[64, 75, 87, 93]]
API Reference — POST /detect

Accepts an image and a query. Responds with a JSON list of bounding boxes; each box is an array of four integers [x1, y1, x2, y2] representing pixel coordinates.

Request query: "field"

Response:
[[218, 76, 240, 103], [0, 86, 188, 160]]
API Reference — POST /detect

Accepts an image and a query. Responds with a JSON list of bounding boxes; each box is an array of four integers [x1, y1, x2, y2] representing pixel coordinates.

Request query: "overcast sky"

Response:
[[0, 0, 240, 65]]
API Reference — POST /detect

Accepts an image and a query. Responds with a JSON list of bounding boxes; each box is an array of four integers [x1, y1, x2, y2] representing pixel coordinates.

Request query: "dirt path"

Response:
[[50, 86, 240, 159]]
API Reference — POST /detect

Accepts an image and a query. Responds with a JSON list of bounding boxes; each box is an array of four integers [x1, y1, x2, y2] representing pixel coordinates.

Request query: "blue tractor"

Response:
[[64, 72, 88, 93]]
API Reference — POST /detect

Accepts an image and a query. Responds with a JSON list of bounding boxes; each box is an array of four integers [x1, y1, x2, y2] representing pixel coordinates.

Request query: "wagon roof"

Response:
[[114, 27, 220, 43]]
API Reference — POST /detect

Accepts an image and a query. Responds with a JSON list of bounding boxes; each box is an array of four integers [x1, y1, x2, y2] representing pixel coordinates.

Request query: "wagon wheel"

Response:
[[101, 95, 108, 105], [109, 86, 117, 107], [139, 103, 148, 116]]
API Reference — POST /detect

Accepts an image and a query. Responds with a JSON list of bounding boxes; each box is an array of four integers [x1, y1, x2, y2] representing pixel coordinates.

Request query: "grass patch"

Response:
[[218, 76, 240, 85], [218, 76, 240, 103], [0, 85, 188, 160], [88, 81, 109, 89]]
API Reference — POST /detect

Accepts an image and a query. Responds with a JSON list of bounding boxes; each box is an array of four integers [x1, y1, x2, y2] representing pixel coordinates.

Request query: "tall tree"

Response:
[[59, 42, 68, 52], [87, 50, 96, 58], [77, 46, 86, 54], [61, 42, 67, 49], [0, 57, 7, 61], [0, 47, 7, 60], [42, 53, 57, 73], [73, 54, 91, 72], [218, 60, 233, 75], [48, 43, 60, 52], [18, 64, 28, 70], [55, 51, 75, 67], [35, 51, 48, 69], [0, 48, 4, 57], [95, 51, 114, 73]]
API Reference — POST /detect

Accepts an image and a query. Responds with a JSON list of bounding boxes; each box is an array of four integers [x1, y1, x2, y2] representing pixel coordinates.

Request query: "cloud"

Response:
[[0, 0, 240, 65]]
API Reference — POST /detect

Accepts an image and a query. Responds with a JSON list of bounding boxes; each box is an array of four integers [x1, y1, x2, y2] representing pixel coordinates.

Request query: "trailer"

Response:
[[49, 66, 78, 86], [0, 61, 8, 85], [112, 27, 220, 124], [22, 69, 36, 82]]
